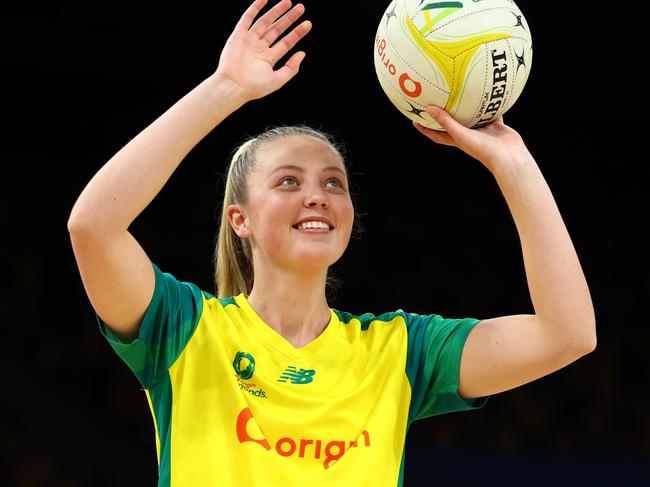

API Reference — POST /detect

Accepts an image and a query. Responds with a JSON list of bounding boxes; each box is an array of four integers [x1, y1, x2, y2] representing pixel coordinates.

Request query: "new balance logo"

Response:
[[277, 366, 316, 384]]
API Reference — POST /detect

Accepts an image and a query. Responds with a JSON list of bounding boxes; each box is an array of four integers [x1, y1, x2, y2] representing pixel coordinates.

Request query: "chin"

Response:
[[288, 250, 340, 272]]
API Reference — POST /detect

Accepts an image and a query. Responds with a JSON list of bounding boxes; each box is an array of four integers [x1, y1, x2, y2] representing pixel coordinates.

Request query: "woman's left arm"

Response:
[[414, 106, 597, 399]]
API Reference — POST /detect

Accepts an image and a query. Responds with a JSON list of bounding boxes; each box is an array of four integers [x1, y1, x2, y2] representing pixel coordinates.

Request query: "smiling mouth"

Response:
[[293, 221, 332, 231]]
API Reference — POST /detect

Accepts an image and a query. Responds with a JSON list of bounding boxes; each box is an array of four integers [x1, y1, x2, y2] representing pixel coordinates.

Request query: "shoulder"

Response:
[[152, 263, 212, 299], [332, 308, 437, 325], [333, 308, 431, 330]]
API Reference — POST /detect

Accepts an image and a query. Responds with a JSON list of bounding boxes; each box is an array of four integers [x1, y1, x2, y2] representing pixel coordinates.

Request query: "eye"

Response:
[[280, 176, 298, 186], [325, 178, 343, 189]]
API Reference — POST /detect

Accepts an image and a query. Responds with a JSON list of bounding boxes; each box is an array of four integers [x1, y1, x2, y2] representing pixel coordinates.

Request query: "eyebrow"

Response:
[[268, 164, 347, 176]]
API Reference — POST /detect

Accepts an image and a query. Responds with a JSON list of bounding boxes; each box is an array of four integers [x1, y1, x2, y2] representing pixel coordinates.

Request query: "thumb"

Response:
[[275, 51, 306, 86], [426, 105, 468, 138]]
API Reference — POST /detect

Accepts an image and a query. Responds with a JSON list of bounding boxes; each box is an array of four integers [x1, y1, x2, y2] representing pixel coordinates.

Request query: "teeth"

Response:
[[299, 221, 330, 230]]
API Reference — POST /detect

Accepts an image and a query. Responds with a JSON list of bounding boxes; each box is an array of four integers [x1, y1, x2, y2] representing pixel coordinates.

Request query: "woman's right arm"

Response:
[[67, 0, 311, 340]]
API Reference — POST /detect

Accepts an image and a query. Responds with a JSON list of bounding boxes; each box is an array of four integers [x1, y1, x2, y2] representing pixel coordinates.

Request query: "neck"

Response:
[[247, 267, 331, 348]]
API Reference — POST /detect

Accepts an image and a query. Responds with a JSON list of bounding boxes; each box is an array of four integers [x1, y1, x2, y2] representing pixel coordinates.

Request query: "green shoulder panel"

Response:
[[333, 309, 405, 331], [404, 312, 487, 423], [97, 262, 204, 388]]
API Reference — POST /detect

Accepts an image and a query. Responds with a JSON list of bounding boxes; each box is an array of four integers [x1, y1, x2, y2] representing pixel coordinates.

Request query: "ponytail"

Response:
[[214, 140, 256, 298]]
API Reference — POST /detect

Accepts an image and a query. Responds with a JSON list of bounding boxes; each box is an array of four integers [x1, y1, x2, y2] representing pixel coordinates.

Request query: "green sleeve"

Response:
[[405, 312, 488, 423], [96, 263, 203, 389]]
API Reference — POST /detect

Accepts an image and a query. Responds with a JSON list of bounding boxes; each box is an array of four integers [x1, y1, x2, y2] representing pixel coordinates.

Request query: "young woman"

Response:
[[67, 0, 596, 485]]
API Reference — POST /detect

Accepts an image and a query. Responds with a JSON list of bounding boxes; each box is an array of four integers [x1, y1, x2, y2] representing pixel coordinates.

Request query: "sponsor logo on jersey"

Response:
[[233, 351, 267, 398], [277, 365, 316, 384], [236, 376, 268, 399], [233, 351, 255, 380], [236, 407, 371, 469]]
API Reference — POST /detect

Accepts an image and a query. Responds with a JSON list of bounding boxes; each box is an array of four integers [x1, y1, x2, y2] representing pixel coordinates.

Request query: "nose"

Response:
[[304, 186, 329, 209]]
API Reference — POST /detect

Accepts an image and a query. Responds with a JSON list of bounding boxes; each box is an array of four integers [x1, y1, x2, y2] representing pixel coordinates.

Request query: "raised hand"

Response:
[[215, 0, 312, 102], [413, 105, 530, 175]]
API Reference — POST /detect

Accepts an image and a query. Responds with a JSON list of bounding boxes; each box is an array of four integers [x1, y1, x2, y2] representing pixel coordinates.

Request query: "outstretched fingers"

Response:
[[234, 0, 270, 33], [269, 18, 312, 65], [261, 3, 306, 45], [249, 0, 294, 36]]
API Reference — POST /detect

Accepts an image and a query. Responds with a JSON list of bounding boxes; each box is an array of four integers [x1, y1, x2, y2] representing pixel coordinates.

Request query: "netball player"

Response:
[[67, 1, 596, 485]]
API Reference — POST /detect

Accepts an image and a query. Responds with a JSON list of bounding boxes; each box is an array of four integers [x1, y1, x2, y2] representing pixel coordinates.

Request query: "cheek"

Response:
[[264, 230, 289, 253], [339, 201, 355, 234], [251, 208, 291, 252]]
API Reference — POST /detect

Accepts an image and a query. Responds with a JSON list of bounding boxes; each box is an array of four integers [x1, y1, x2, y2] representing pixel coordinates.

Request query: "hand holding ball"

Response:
[[373, 0, 533, 130]]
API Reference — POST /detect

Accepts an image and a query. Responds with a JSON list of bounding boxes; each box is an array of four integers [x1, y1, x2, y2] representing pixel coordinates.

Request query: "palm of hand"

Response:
[[215, 0, 311, 101], [466, 119, 527, 168], [218, 31, 281, 99]]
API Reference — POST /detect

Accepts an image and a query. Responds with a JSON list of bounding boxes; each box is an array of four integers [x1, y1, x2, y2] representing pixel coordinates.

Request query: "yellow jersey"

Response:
[[98, 264, 487, 486]]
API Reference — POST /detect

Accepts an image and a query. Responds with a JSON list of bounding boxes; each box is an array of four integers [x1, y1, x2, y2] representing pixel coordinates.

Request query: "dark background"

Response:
[[2, 1, 648, 486]]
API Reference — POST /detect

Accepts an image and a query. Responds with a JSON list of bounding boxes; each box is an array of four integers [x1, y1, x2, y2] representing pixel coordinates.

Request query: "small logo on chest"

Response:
[[233, 351, 267, 399], [233, 351, 256, 380], [277, 366, 316, 384]]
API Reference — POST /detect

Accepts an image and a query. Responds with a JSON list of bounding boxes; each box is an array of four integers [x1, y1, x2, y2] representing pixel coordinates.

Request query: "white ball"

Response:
[[373, 0, 533, 130]]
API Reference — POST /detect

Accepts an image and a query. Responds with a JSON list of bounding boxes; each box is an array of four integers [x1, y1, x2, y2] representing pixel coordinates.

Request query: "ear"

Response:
[[227, 204, 252, 238]]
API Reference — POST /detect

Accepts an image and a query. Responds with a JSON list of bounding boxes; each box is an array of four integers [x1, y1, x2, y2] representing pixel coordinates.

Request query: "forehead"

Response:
[[255, 134, 345, 173]]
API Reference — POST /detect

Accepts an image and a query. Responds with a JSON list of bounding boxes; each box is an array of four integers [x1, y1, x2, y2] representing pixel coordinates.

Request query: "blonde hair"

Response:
[[214, 126, 346, 298]]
